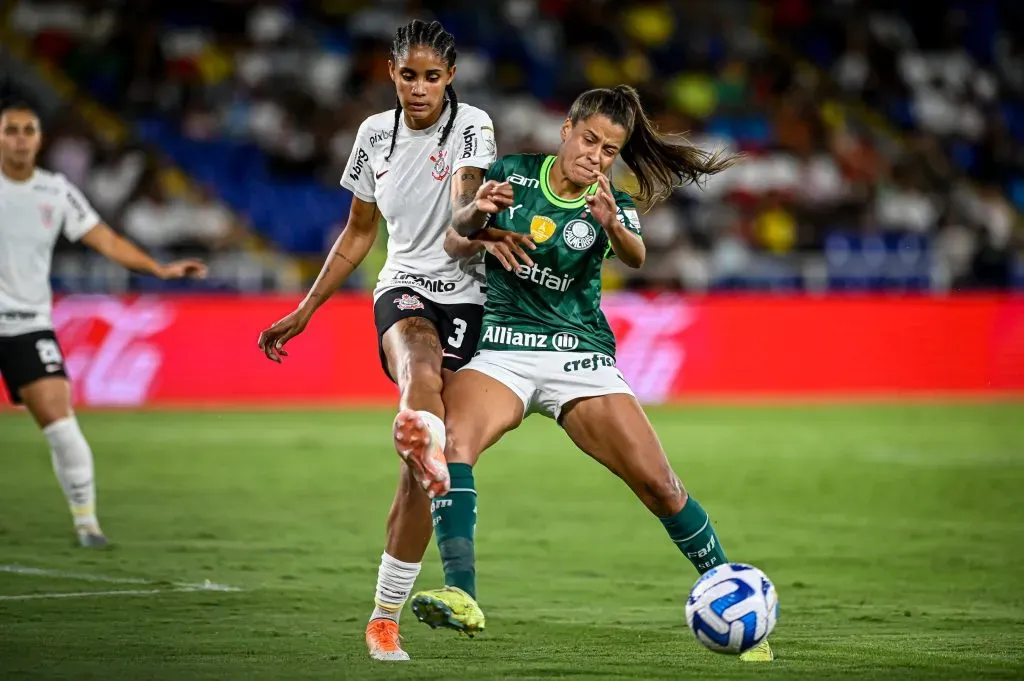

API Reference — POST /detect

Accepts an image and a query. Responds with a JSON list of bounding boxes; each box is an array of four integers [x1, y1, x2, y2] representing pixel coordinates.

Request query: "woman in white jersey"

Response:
[[256, 20, 532, 661], [0, 102, 206, 549]]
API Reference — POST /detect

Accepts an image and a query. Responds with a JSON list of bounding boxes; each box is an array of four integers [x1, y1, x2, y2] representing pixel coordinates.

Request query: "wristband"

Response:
[[465, 213, 496, 239]]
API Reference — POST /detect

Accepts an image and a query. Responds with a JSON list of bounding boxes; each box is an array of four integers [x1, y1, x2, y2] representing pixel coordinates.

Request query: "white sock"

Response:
[[42, 416, 98, 529], [370, 552, 422, 623], [414, 410, 446, 452]]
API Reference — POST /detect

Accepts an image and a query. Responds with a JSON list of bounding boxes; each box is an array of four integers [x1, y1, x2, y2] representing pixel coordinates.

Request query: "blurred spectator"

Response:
[[874, 164, 940, 234], [752, 194, 798, 254], [122, 176, 243, 253], [44, 116, 94, 189], [710, 220, 754, 283], [5, 0, 1022, 292], [85, 144, 148, 218]]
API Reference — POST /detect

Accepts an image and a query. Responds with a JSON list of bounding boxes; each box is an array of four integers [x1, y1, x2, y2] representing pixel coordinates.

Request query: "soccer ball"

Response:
[[685, 563, 778, 654]]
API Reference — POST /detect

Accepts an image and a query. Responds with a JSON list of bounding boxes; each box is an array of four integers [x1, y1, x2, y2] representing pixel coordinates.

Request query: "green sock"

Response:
[[660, 496, 728, 574], [433, 462, 477, 599]]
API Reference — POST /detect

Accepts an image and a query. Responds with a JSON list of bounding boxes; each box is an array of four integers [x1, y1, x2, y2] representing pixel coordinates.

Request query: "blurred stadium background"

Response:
[[1, 0, 1022, 406], [5, 0, 1024, 293], [1, 2, 1023, 678]]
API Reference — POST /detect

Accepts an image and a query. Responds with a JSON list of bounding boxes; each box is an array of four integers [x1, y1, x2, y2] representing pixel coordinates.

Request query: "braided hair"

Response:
[[386, 19, 459, 162]]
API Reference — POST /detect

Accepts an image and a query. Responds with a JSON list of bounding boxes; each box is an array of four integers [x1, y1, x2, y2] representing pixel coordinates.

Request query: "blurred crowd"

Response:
[[37, 114, 246, 254], [6, 0, 1023, 291]]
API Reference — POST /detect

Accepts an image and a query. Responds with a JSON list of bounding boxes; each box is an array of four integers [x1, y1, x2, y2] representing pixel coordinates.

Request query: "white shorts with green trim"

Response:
[[459, 349, 636, 422]]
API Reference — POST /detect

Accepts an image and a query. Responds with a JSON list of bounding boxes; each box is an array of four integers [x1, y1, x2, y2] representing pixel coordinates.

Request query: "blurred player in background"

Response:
[[255, 20, 532, 661], [410, 85, 774, 662], [0, 103, 207, 548]]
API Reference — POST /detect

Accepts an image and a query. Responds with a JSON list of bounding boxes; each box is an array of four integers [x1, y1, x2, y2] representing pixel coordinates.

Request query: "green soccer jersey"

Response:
[[477, 154, 642, 358]]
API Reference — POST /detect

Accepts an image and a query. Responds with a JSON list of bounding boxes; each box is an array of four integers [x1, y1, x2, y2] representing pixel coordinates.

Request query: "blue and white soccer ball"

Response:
[[685, 563, 778, 654]]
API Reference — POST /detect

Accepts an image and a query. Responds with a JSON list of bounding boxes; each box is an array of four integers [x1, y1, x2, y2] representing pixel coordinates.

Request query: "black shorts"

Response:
[[0, 330, 69, 404], [373, 287, 483, 383]]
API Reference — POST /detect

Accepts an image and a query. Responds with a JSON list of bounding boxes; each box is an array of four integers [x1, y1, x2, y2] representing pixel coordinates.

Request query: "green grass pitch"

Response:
[[1, 403, 1022, 680]]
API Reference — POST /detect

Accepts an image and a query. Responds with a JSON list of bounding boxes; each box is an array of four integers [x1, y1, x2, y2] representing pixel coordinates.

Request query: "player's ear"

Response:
[[560, 118, 572, 143], [446, 65, 456, 86], [388, 60, 396, 83]]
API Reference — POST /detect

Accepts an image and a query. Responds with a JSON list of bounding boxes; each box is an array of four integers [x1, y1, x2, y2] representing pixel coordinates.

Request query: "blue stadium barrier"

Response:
[[137, 119, 348, 254], [824, 231, 933, 292]]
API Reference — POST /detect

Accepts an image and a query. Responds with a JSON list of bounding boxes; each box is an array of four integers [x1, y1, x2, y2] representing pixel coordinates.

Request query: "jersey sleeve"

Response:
[[59, 175, 101, 242], [452, 108, 497, 172], [484, 155, 510, 183], [603, 190, 643, 260], [339, 119, 376, 203]]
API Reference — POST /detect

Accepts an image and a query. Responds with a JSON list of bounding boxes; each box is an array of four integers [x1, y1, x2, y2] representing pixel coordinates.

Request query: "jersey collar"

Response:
[[540, 155, 597, 209], [0, 169, 37, 185], [399, 99, 451, 138]]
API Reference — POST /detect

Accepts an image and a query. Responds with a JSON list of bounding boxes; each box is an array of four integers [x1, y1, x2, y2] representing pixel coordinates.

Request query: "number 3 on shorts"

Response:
[[448, 318, 467, 348]]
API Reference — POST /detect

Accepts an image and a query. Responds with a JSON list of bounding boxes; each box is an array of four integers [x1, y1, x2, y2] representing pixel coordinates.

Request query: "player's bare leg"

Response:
[[365, 318, 451, 660], [364, 461, 433, 661], [559, 393, 772, 661], [411, 368, 524, 635], [384, 317, 450, 498], [19, 377, 107, 548]]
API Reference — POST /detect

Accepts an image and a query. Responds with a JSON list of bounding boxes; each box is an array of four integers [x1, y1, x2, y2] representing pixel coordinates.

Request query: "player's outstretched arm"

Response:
[[257, 197, 380, 363], [79, 223, 207, 279], [445, 227, 535, 271], [298, 197, 380, 316], [445, 167, 489, 256], [444, 167, 535, 269], [450, 177, 514, 238]]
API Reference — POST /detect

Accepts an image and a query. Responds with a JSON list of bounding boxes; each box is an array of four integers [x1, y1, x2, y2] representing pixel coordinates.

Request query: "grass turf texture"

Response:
[[0, 404, 1022, 680]]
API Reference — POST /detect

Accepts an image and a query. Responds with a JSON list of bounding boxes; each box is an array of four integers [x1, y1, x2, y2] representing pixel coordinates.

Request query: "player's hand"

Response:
[[157, 259, 208, 280], [257, 309, 311, 363], [472, 227, 536, 271], [474, 180, 515, 214], [585, 174, 620, 231]]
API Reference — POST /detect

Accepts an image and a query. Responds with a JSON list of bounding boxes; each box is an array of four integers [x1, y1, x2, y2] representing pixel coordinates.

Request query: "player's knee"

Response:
[[399, 356, 444, 396], [640, 473, 688, 517], [442, 425, 475, 466], [20, 382, 72, 428]]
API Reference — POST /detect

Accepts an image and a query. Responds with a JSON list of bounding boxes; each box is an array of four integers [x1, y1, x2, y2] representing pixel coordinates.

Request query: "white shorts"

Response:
[[460, 349, 636, 422]]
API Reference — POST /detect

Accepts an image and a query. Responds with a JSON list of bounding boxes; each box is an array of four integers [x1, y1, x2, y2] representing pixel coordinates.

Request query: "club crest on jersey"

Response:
[[39, 204, 54, 228], [530, 215, 557, 243], [563, 219, 597, 250], [430, 149, 450, 181], [394, 293, 425, 311]]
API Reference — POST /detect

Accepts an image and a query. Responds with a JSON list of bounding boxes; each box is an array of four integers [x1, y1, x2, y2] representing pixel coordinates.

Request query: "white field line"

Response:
[[2, 588, 159, 601], [0, 564, 242, 601]]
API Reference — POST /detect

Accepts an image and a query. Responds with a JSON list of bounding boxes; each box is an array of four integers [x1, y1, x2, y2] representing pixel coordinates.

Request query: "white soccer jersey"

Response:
[[340, 102, 497, 305], [0, 169, 100, 336]]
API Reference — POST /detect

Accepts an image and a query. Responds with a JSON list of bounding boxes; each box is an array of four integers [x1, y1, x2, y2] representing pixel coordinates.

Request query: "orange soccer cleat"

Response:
[[365, 618, 410, 661], [392, 409, 450, 499]]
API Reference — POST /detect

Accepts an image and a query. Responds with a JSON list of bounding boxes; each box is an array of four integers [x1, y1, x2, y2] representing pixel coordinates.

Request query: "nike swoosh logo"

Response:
[[442, 352, 462, 360], [376, 170, 389, 179]]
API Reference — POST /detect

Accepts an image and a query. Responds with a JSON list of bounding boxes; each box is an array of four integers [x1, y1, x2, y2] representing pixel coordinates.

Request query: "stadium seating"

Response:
[[5, 0, 1021, 292]]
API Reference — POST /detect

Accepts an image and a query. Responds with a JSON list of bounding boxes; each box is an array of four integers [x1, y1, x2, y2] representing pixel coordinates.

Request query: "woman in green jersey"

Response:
[[408, 85, 772, 662]]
